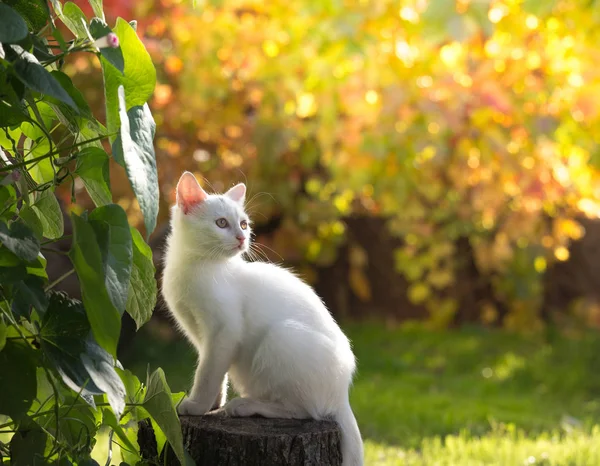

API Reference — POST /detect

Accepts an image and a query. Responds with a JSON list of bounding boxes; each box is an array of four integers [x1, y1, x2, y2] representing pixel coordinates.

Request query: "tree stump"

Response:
[[138, 409, 342, 466]]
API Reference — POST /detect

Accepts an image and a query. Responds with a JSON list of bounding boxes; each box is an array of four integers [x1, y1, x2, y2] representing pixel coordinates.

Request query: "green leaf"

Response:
[[19, 203, 43, 238], [117, 368, 145, 405], [19, 188, 64, 240], [0, 71, 28, 126], [41, 291, 125, 415], [69, 213, 121, 356], [23, 138, 54, 184], [61, 2, 89, 39], [80, 338, 125, 416], [75, 147, 112, 206], [41, 291, 103, 407], [4, 0, 50, 33], [20, 100, 55, 141], [50, 70, 93, 119], [89, 0, 104, 20], [26, 253, 47, 279], [9, 424, 48, 466], [31, 34, 55, 62], [113, 89, 158, 236], [0, 340, 37, 420], [0, 317, 6, 351], [102, 408, 138, 453], [89, 204, 133, 313], [143, 368, 185, 465], [0, 219, 40, 261], [102, 17, 156, 141], [11, 276, 48, 318], [0, 185, 18, 222], [0, 4, 29, 43], [126, 227, 156, 329], [41, 403, 98, 451], [49, 0, 62, 16], [89, 17, 124, 73], [0, 264, 27, 284], [12, 45, 78, 110]]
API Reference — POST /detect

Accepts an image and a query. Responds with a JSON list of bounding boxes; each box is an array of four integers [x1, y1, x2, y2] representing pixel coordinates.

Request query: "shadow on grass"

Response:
[[119, 318, 600, 452]]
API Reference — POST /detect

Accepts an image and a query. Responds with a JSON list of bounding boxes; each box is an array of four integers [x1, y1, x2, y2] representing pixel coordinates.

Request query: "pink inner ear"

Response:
[[226, 183, 246, 203], [177, 172, 207, 214]]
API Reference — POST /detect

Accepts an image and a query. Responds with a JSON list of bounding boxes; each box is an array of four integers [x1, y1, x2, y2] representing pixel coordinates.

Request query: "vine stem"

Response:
[[0, 133, 116, 173], [0, 402, 145, 430], [45, 268, 76, 292]]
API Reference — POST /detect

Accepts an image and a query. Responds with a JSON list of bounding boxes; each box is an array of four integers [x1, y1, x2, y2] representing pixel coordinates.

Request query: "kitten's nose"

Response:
[[236, 235, 245, 245]]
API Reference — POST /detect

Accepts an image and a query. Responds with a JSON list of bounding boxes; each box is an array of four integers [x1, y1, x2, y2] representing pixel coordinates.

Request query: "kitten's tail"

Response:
[[334, 398, 364, 466]]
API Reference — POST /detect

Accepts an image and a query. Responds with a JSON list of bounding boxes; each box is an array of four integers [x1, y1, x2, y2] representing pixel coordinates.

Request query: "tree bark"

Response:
[[138, 409, 342, 466]]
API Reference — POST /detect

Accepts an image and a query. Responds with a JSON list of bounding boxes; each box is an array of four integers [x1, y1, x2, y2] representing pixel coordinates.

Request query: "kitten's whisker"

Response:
[[252, 242, 284, 262], [249, 244, 272, 263], [244, 192, 276, 214]]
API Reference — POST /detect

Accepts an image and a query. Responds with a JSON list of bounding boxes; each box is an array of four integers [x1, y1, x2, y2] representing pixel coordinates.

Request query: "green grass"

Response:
[[115, 319, 600, 465]]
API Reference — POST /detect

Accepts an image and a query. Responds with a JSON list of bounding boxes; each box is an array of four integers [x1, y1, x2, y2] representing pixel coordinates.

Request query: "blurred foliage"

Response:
[[73, 0, 600, 329]]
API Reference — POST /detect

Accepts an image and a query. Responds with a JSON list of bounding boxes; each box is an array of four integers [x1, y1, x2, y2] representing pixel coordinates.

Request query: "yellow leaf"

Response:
[[408, 282, 430, 305], [349, 266, 371, 302], [349, 244, 368, 267]]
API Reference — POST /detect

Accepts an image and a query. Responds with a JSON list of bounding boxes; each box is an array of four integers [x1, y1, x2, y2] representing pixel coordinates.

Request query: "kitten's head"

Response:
[[172, 171, 250, 260]]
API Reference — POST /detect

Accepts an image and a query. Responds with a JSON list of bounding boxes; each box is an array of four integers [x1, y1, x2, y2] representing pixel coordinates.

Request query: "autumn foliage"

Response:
[[73, 0, 600, 329]]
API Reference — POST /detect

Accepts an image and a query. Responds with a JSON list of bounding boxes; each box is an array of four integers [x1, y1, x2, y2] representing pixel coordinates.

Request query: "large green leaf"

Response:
[[4, 0, 50, 33], [61, 2, 89, 39], [102, 17, 156, 141], [12, 45, 78, 110], [23, 138, 54, 184], [41, 291, 103, 407], [11, 275, 48, 318], [41, 291, 126, 415], [143, 368, 185, 465], [126, 227, 156, 328], [49, 70, 93, 119], [75, 147, 112, 206], [68, 213, 121, 356], [89, 204, 132, 313], [89, 17, 124, 74], [0, 340, 37, 420], [0, 66, 28, 126], [0, 4, 29, 43], [45, 71, 94, 136], [113, 88, 158, 236], [9, 424, 48, 466], [80, 337, 125, 416], [0, 219, 40, 261], [19, 188, 64, 240]]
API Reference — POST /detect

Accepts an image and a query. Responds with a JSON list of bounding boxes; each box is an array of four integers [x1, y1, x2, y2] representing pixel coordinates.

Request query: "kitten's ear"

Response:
[[225, 183, 246, 204], [176, 172, 208, 214]]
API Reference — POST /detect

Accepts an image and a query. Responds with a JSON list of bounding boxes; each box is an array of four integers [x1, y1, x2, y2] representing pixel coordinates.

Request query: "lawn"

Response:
[[103, 319, 600, 465]]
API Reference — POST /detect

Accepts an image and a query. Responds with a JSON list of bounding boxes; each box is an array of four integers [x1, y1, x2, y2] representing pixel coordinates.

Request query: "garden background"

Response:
[[4, 0, 600, 464], [83, 0, 600, 464]]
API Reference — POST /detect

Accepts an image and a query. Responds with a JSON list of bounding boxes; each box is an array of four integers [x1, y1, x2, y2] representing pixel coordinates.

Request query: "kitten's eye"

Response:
[[240, 220, 248, 230], [216, 218, 228, 228]]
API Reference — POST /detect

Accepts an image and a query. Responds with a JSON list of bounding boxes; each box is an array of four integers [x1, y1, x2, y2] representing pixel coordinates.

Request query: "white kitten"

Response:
[[162, 172, 363, 466]]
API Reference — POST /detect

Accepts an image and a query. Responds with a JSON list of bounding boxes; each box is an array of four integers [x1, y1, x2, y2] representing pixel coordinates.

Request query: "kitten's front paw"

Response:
[[224, 397, 254, 417], [178, 398, 210, 416]]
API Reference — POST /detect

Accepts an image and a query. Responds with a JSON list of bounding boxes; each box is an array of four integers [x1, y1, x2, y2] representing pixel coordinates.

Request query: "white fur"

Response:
[[161, 173, 364, 466]]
